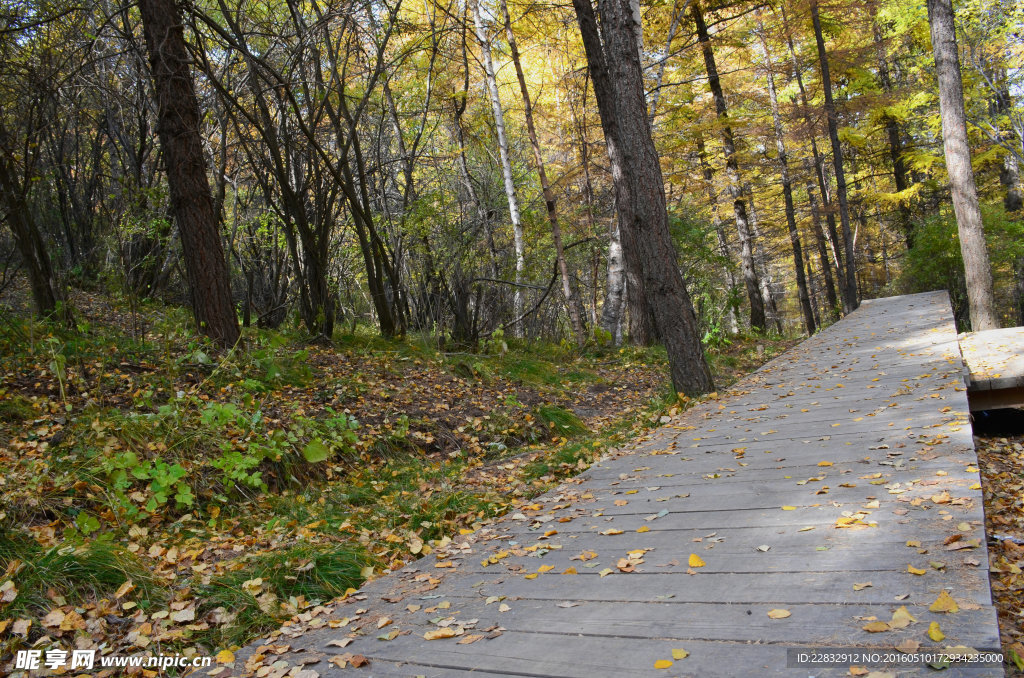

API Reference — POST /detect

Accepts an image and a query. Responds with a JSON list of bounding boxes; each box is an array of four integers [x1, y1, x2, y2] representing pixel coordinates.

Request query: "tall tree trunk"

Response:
[[757, 19, 815, 335], [871, 14, 914, 249], [782, 6, 843, 310], [501, 0, 587, 345], [747, 197, 783, 334], [803, 159, 840, 316], [469, 0, 526, 336], [572, 0, 714, 395], [0, 119, 60, 318], [691, 0, 765, 332], [810, 0, 858, 313], [926, 0, 998, 330], [139, 0, 239, 346], [696, 134, 739, 335]]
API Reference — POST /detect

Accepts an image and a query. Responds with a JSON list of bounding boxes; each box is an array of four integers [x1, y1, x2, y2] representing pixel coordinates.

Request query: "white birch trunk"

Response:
[[470, 0, 525, 335]]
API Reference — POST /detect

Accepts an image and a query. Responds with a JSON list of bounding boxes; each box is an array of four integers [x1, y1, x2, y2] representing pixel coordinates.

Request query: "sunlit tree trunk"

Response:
[[469, 0, 525, 336], [691, 0, 764, 332], [927, 0, 998, 330], [757, 19, 815, 336], [782, 7, 841, 315], [572, 0, 714, 395], [810, 0, 858, 314], [501, 0, 586, 345], [696, 134, 739, 335]]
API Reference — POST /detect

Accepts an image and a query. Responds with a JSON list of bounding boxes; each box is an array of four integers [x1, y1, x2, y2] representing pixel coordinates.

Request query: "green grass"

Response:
[[196, 543, 369, 648], [0, 394, 35, 423], [0, 530, 157, 616], [536, 404, 588, 436]]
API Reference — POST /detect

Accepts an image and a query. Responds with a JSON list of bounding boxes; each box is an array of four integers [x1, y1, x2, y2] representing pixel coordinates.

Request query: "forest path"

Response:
[[229, 291, 1002, 677]]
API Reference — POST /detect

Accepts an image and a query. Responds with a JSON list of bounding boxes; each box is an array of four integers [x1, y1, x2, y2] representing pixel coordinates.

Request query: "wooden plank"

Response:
[[231, 292, 1002, 678]]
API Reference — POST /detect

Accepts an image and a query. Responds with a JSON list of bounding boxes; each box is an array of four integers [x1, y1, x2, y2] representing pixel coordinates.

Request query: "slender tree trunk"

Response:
[[139, 0, 239, 346], [804, 179, 838, 316], [501, 0, 586, 345], [572, 0, 713, 395], [926, 0, 998, 330], [757, 19, 815, 335], [747, 197, 783, 334], [692, 0, 765, 332], [0, 160, 59, 318], [782, 6, 843, 310], [697, 134, 739, 335], [871, 14, 914, 249], [810, 0, 858, 313], [469, 0, 525, 336]]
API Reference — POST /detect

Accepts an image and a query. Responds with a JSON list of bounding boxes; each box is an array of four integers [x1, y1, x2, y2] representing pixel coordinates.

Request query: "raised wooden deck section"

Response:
[[960, 326, 1024, 411], [229, 292, 1002, 677]]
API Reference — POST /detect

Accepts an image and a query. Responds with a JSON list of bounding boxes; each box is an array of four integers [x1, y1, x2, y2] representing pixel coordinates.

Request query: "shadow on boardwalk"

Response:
[[224, 292, 1002, 678]]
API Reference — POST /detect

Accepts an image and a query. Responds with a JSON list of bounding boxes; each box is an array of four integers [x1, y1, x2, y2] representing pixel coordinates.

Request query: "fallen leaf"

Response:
[[671, 648, 689, 660], [853, 582, 872, 591], [889, 606, 916, 629], [928, 591, 959, 613], [863, 621, 890, 632], [907, 565, 926, 575], [215, 650, 235, 664], [767, 609, 791, 619], [927, 621, 945, 641], [688, 554, 705, 568], [653, 659, 673, 669], [424, 627, 457, 640]]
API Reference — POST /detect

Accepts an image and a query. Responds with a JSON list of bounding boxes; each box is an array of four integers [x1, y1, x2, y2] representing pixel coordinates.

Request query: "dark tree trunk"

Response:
[[573, 0, 713, 395], [758, 20, 815, 336], [139, 0, 239, 346], [810, 0, 858, 314], [782, 11, 843, 312], [0, 153, 58, 318], [692, 0, 765, 332], [926, 0, 998, 330], [870, 7, 914, 249]]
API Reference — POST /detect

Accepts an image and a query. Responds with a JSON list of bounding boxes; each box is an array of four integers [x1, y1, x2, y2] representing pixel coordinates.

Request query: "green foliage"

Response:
[[893, 204, 1024, 328]]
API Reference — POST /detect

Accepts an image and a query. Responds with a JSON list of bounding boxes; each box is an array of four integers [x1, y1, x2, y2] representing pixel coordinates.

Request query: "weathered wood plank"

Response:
[[227, 292, 1002, 678]]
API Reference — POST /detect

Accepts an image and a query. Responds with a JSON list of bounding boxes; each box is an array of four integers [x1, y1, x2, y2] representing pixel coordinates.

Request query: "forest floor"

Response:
[[975, 428, 1024, 675], [0, 286, 800, 674]]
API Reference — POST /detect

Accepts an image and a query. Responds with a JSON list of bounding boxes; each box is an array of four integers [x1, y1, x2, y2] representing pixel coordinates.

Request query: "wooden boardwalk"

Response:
[[960, 326, 1024, 411], [230, 292, 1002, 677]]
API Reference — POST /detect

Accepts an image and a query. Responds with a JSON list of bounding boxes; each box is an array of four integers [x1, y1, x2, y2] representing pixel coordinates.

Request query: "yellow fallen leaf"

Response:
[[637, 525, 650, 533], [818, 461, 833, 466], [853, 581, 872, 591], [215, 650, 235, 664], [654, 659, 673, 669], [928, 621, 945, 641], [908, 565, 926, 575], [537, 565, 554, 574], [688, 554, 705, 568], [601, 528, 623, 535], [906, 541, 921, 548], [969, 483, 981, 490], [890, 606, 916, 629], [781, 506, 797, 511], [424, 627, 457, 640], [863, 621, 890, 633], [929, 591, 959, 613], [671, 649, 689, 660], [767, 609, 791, 619], [562, 567, 577, 575], [524, 573, 538, 580]]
